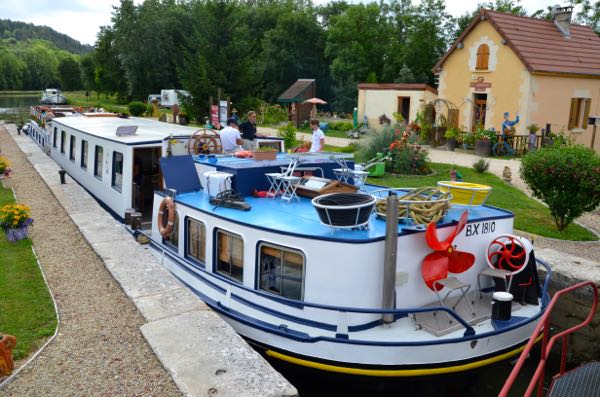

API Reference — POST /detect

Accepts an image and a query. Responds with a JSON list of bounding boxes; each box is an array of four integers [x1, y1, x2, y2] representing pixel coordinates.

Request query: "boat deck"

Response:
[[174, 184, 513, 242]]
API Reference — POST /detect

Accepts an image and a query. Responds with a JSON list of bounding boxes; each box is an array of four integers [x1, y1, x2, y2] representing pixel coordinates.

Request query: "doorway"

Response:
[[397, 96, 411, 123], [471, 94, 487, 131], [132, 147, 163, 222]]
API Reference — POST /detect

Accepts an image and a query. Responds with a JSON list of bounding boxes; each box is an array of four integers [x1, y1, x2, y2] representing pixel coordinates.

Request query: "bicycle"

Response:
[[492, 134, 516, 157]]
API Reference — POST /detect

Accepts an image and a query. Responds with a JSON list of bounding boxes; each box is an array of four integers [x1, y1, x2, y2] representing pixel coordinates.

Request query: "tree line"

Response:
[[0, 0, 598, 120]]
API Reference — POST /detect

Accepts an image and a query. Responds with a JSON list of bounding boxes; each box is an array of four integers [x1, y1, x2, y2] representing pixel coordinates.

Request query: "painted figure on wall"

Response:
[[502, 112, 519, 136]]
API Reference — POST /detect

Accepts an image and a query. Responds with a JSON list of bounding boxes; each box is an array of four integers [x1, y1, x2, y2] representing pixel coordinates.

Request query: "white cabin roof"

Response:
[[50, 115, 200, 144]]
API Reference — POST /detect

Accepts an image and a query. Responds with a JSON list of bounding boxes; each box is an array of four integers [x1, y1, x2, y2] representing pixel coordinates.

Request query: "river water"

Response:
[[0, 94, 573, 396]]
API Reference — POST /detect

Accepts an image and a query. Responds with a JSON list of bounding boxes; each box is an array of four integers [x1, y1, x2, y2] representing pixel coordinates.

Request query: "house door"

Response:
[[132, 147, 163, 224], [471, 94, 487, 131], [397, 96, 411, 123]]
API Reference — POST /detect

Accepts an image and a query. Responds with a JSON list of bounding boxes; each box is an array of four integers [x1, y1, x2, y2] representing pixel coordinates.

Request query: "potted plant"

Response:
[[444, 127, 460, 151], [0, 155, 10, 177], [474, 126, 496, 156], [0, 203, 34, 243], [252, 146, 278, 161]]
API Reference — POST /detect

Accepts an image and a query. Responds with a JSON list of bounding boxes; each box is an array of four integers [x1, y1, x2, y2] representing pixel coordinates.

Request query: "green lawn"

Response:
[[63, 90, 128, 113], [369, 163, 597, 241], [0, 187, 57, 361]]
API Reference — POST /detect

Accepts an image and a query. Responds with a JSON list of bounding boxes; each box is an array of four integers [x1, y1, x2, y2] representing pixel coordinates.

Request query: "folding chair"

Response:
[[277, 159, 301, 202], [265, 158, 298, 198], [333, 159, 369, 190], [433, 277, 475, 323]]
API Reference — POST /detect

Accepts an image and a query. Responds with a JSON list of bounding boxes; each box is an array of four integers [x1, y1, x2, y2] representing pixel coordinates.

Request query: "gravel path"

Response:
[[0, 125, 181, 396]]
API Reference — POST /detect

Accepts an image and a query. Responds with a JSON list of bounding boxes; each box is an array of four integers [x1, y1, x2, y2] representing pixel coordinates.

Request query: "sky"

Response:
[[0, 0, 568, 46]]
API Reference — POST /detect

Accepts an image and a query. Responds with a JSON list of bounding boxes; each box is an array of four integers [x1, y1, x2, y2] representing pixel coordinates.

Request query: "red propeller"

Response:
[[421, 211, 475, 291]]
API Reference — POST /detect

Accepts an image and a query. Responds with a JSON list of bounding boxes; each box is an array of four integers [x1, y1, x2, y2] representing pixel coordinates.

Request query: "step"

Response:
[[547, 361, 600, 397]]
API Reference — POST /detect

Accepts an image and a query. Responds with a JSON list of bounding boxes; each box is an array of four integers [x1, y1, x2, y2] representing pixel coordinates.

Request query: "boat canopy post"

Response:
[[382, 192, 398, 324]]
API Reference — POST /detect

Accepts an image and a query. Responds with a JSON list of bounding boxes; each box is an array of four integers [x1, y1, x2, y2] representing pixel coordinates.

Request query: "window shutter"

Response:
[[582, 98, 591, 129], [476, 44, 489, 70], [568, 98, 578, 130]]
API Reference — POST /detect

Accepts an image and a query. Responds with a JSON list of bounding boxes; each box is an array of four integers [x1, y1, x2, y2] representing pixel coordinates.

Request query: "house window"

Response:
[[53, 127, 57, 148], [60, 130, 66, 154], [69, 136, 76, 161], [216, 230, 243, 282], [186, 218, 206, 265], [476, 44, 489, 70], [569, 98, 592, 130], [94, 145, 103, 179], [81, 140, 88, 169], [164, 212, 179, 249], [112, 151, 123, 191], [259, 243, 305, 301]]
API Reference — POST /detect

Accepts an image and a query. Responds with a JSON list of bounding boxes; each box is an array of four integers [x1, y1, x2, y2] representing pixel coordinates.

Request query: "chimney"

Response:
[[552, 5, 573, 38]]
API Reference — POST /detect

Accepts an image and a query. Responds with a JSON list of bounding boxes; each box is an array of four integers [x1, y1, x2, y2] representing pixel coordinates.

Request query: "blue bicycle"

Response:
[[492, 135, 515, 157]]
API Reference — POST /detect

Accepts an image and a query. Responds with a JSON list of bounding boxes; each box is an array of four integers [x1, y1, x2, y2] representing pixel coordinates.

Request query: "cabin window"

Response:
[[259, 243, 305, 300], [164, 212, 179, 249], [69, 136, 76, 161], [81, 140, 88, 169], [94, 146, 103, 179], [186, 218, 206, 265], [53, 128, 57, 148], [60, 130, 66, 154], [568, 98, 591, 130], [476, 44, 489, 70], [216, 230, 243, 282], [112, 151, 124, 191]]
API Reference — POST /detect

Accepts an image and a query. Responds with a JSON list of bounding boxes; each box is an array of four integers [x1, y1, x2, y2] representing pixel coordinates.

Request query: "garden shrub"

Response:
[[473, 159, 489, 173], [520, 145, 600, 230], [329, 121, 353, 131], [357, 126, 398, 162], [278, 122, 297, 150], [386, 130, 431, 175], [128, 101, 147, 116]]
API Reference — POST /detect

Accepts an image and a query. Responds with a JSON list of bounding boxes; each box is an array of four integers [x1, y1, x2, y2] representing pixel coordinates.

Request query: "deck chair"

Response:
[[333, 159, 369, 190], [433, 277, 475, 323], [266, 158, 299, 199]]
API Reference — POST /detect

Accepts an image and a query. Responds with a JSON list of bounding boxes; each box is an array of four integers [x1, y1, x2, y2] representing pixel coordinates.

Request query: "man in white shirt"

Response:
[[309, 119, 325, 152], [220, 117, 243, 154]]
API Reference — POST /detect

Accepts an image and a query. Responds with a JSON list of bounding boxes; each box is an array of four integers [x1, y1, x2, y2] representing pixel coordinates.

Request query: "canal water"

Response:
[[0, 93, 39, 124]]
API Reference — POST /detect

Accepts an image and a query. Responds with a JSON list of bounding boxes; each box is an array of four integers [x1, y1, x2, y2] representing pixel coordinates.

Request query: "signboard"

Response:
[[470, 77, 492, 92], [219, 100, 228, 126], [210, 105, 219, 129]]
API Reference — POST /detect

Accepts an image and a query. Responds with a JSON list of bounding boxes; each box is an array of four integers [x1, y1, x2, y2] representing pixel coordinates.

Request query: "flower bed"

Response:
[[0, 203, 34, 242]]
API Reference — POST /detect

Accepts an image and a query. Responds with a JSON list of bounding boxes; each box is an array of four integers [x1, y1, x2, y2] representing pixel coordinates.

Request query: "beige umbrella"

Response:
[[303, 98, 327, 119]]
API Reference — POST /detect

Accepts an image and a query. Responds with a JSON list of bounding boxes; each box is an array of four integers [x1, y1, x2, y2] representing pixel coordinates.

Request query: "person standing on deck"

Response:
[[309, 119, 325, 152], [239, 111, 264, 150], [220, 117, 243, 154]]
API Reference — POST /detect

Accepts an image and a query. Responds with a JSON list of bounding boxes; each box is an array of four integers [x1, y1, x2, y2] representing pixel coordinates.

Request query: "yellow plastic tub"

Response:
[[437, 181, 492, 206]]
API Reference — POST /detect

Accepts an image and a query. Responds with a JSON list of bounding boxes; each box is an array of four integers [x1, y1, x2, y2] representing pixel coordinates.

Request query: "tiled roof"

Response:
[[434, 9, 600, 77], [277, 79, 315, 103]]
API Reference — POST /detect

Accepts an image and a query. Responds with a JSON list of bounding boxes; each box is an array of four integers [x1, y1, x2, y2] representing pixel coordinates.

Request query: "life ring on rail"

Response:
[[157, 197, 176, 237]]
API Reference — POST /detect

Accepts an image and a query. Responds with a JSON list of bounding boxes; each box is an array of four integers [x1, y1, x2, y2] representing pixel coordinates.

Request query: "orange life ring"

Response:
[[157, 197, 176, 237]]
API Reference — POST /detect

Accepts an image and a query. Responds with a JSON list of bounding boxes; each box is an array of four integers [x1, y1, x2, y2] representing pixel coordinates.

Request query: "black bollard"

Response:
[[58, 169, 66, 184]]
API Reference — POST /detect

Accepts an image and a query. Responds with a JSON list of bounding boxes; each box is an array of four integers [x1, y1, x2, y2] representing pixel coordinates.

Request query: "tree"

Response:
[[574, 0, 600, 34], [80, 53, 98, 93], [94, 26, 128, 100], [0, 46, 24, 89], [58, 56, 82, 91], [520, 145, 600, 231]]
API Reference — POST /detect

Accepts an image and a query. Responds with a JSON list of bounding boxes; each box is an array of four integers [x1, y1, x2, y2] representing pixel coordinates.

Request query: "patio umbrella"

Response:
[[303, 98, 327, 118]]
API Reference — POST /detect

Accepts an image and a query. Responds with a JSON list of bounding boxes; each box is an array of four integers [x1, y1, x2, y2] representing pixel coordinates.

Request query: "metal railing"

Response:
[[499, 280, 598, 397]]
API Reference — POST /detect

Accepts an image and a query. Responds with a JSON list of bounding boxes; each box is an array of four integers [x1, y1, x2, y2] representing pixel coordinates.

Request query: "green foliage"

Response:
[[549, 129, 575, 147], [526, 123, 540, 134], [387, 143, 431, 175], [0, 19, 92, 55], [474, 126, 496, 141], [357, 126, 397, 162], [278, 122, 297, 150], [444, 127, 460, 139], [259, 102, 288, 126], [127, 101, 147, 116], [57, 56, 82, 91], [329, 121, 353, 131], [473, 158, 490, 173], [520, 145, 600, 230]]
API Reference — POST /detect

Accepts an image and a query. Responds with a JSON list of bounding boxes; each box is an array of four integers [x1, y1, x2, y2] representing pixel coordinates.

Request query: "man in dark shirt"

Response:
[[239, 111, 262, 150]]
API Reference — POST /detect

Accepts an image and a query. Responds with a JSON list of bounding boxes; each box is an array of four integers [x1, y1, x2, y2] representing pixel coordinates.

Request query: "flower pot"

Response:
[[475, 139, 492, 157], [5, 225, 30, 243], [446, 138, 456, 151], [252, 150, 277, 161]]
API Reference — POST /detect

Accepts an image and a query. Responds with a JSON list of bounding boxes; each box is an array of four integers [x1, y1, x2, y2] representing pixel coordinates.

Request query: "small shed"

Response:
[[277, 79, 316, 127], [357, 83, 438, 128]]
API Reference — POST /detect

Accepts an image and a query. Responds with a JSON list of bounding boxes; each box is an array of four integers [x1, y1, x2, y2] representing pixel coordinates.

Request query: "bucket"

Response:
[[368, 162, 385, 177], [492, 291, 513, 321], [203, 171, 232, 197]]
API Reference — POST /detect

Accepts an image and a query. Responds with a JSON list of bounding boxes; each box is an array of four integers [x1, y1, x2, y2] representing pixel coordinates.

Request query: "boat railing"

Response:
[[499, 280, 598, 397], [143, 226, 552, 340]]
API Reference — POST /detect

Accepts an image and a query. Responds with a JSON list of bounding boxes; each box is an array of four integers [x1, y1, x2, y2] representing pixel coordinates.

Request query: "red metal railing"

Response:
[[499, 281, 598, 397]]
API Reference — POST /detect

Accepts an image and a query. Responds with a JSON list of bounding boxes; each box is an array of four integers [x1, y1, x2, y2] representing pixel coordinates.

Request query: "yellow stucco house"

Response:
[[433, 7, 600, 151]]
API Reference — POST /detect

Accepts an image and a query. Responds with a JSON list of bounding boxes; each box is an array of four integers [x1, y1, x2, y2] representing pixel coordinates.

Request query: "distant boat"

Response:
[[40, 88, 67, 105]]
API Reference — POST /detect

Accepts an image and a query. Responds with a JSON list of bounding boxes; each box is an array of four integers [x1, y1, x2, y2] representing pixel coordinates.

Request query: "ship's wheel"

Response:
[[188, 129, 222, 155]]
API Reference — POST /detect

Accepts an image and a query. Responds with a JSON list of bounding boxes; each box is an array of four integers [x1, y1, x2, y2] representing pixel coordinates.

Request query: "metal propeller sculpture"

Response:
[[422, 211, 475, 291]]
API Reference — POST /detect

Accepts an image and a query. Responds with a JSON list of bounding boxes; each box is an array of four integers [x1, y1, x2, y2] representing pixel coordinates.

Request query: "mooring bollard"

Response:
[[124, 208, 135, 225], [58, 169, 66, 184]]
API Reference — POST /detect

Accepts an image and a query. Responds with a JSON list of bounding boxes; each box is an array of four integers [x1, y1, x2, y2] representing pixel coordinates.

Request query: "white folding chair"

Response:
[[277, 158, 301, 202], [266, 158, 298, 199]]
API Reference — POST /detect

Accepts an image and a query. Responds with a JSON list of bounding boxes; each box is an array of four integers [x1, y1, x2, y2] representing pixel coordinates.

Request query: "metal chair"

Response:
[[477, 267, 513, 300], [433, 277, 475, 323], [333, 159, 369, 190], [266, 158, 298, 198]]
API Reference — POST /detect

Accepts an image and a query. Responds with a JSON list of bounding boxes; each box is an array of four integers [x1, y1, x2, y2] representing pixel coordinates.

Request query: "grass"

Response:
[[368, 162, 598, 241], [63, 90, 128, 113], [0, 186, 57, 361]]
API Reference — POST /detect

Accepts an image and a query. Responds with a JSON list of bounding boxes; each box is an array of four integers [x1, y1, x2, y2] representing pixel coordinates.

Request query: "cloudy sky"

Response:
[[0, 0, 564, 46]]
